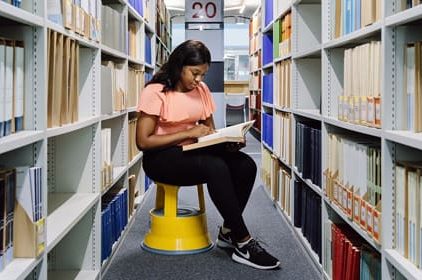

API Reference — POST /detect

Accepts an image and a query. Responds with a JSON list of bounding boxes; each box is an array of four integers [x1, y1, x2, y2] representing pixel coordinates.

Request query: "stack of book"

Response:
[[128, 118, 139, 162], [128, 0, 144, 16], [294, 179, 322, 262], [329, 222, 381, 280], [127, 66, 145, 108], [324, 133, 382, 244], [101, 4, 127, 52], [274, 111, 291, 165], [333, 0, 381, 39], [0, 39, 25, 138], [0, 166, 45, 272], [403, 42, 422, 132], [101, 188, 128, 263], [274, 59, 291, 108], [101, 60, 127, 113], [395, 162, 422, 268], [48, 0, 101, 42], [339, 41, 381, 128], [128, 21, 143, 61], [101, 128, 112, 190], [295, 121, 321, 187], [47, 30, 79, 128]]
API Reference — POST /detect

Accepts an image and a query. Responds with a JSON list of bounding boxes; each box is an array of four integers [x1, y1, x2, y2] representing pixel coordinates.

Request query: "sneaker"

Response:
[[216, 227, 235, 248], [232, 239, 280, 270]]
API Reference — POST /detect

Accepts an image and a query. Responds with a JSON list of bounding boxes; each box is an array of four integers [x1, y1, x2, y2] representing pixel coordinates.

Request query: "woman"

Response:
[[136, 40, 280, 270]]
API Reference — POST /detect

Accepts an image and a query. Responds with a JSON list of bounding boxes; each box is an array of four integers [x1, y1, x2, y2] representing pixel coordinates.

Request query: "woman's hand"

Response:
[[187, 124, 214, 139]]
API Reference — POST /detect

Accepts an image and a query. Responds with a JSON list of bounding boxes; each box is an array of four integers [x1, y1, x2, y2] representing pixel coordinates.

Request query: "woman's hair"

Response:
[[146, 40, 211, 92]]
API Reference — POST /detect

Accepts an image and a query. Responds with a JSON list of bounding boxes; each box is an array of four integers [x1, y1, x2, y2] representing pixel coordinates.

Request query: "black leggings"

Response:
[[142, 145, 256, 241]]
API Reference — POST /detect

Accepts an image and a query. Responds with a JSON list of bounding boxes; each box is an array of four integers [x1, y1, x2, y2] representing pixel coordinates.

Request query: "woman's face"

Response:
[[177, 64, 209, 92]]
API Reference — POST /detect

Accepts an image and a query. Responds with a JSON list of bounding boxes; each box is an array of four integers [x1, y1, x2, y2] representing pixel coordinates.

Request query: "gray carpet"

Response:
[[102, 134, 320, 280]]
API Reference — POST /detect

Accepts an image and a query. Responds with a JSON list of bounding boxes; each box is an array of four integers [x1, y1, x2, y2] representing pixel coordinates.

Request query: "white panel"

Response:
[[185, 29, 224, 61]]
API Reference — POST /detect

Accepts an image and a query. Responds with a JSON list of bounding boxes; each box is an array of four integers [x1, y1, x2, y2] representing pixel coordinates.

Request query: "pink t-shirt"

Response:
[[136, 82, 216, 145]]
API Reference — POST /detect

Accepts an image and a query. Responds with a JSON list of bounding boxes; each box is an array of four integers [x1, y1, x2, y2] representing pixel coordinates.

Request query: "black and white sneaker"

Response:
[[216, 227, 234, 248], [232, 239, 280, 270]]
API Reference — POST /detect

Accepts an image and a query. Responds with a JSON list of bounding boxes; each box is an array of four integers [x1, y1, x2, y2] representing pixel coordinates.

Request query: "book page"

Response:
[[197, 120, 255, 143]]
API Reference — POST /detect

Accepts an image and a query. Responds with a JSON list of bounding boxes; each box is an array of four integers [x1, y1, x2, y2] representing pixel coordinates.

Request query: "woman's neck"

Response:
[[175, 82, 190, 93]]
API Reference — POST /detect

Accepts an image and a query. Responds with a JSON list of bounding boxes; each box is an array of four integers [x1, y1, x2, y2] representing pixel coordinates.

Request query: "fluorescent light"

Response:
[[239, 4, 246, 14]]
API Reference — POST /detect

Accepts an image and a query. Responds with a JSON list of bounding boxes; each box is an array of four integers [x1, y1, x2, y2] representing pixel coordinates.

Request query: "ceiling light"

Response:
[[239, 4, 246, 14]]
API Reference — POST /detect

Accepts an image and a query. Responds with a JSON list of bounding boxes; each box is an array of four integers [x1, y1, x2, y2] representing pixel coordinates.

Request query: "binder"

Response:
[[0, 39, 5, 138], [13, 41, 25, 133], [14, 167, 45, 258]]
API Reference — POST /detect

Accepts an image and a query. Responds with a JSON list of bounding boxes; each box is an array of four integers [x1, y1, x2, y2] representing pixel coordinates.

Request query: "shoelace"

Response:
[[247, 239, 266, 253]]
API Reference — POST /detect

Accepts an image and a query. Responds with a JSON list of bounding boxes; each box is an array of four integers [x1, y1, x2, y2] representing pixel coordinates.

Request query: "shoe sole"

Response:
[[216, 238, 235, 249], [232, 252, 281, 270]]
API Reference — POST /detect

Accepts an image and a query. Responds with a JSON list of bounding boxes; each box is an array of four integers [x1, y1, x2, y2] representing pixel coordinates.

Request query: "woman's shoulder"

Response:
[[198, 81, 210, 92], [144, 83, 165, 92]]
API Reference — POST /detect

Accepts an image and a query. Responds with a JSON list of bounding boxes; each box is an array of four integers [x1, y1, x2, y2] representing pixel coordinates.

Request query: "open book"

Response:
[[183, 120, 256, 151]]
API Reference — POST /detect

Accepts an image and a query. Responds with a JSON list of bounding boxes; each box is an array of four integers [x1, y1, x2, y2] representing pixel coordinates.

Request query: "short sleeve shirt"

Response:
[[136, 82, 216, 145]]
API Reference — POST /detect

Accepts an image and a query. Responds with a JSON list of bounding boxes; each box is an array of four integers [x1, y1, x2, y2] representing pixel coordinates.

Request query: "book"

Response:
[[182, 120, 255, 151]]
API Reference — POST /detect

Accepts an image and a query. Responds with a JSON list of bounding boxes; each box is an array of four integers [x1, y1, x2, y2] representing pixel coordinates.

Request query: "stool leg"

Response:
[[197, 184, 206, 213], [155, 184, 164, 210], [164, 185, 178, 217]]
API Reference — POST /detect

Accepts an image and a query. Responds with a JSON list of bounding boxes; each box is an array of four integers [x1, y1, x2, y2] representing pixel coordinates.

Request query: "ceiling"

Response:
[[164, 0, 260, 19]]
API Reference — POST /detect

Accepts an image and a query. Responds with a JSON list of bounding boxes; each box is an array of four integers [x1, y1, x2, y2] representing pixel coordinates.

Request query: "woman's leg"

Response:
[[220, 151, 256, 212], [143, 146, 250, 241]]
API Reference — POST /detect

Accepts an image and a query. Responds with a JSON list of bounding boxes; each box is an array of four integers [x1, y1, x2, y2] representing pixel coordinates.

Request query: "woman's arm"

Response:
[[136, 112, 213, 151], [199, 115, 215, 130]]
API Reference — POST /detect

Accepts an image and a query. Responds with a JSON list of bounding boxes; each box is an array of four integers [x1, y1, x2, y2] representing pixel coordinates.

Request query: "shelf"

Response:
[[274, 3, 292, 21], [263, 21, 274, 33], [324, 22, 382, 49], [324, 198, 381, 252], [274, 53, 292, 63], [128, 56, 145, 66], [384, 249, 422, 280], [127, 106, 137, 113], [128, 152, 143, 169], [262, 62, 273, 69], [101, 44, 127, 60], [144, 21, 155, 34], [293, 167, 322, 197], [47, 193, 99, 252], [127, 4, 143, 22], [46, 116, 100, 138], [262, 102, 274, 108], [48, 270, 100, 280], [276, 154, 292, 170], [156, 35, 170, 53], [293, 227, 322, 271], [0, 131, 44, 154], [386, 5, 422, 27], [102, 166, 127, 195], [274, 105, 291, 113], [145, 63, 154, 70], [293, 109, 322, 121], [0, 1, 43, 27], [323, 117, 381, 138], [383, 130, 422, 150], [0, 257, 41, 280], [46, 21, 100, 49], [293, 45, 322, 59], [101, 111, 127, 122], [262, 142, 273, 153]]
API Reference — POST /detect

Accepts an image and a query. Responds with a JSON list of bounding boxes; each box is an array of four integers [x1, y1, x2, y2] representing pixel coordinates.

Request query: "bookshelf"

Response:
[[0, 0, 170, 279], [257, 0, 422, 279]]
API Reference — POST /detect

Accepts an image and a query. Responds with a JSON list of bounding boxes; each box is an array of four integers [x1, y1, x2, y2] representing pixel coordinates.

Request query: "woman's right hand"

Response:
[[187, 124, 214, 139]]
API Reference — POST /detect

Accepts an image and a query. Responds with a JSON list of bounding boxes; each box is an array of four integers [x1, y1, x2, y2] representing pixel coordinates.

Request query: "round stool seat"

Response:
[[141, 183, 214, 255]]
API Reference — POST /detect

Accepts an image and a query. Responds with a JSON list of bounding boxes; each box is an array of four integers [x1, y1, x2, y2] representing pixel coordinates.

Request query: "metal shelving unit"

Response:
[[258, 0, 422, 279], [0, 0, 170, 278]]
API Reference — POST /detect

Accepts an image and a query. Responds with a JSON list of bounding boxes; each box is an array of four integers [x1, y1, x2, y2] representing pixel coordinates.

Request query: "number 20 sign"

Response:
[[185, 0, 223, 23]]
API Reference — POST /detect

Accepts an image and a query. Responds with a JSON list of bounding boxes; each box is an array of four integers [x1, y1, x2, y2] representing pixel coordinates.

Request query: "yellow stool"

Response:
[[141, 182, 214, 255]]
